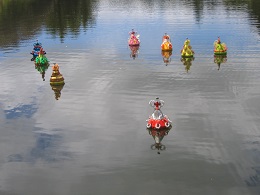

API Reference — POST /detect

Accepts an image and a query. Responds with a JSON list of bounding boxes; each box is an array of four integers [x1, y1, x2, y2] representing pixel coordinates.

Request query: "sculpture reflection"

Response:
[[147, 127, 172, 154], [214, 55, 227, 70], [181, 57, 195, 73], [161, 51, 172, 66], [129, 45, 139, 59], [35, 63, 49, 81], [50, 84, 65, 100]]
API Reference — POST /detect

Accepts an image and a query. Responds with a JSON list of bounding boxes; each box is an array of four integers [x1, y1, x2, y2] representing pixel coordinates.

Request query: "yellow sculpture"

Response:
[[181, 38, 194, 58]]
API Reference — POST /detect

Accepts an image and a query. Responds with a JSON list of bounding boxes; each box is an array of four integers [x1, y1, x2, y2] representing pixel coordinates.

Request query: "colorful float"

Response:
[[50, 63, 65, 86], [161, 33, 172, 51], [34, 48, 49, 66], [146, 97, 172, 130], [128, 29, 140, 46], [30, 40, 46, 60], [181, 38, 194, 58], [214, 37, 227, 55]]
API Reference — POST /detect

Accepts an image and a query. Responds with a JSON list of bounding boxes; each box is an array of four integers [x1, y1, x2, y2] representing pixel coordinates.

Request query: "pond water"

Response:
[[0, 0, 260, 194]]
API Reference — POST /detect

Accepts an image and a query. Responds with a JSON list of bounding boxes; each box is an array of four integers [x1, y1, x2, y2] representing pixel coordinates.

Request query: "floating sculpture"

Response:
[[50, 63, 65, 86], [146, 97, 172, 130], [214, 37, 227, 55], [161, 33, 172, 51], [34, 47, 49, 66], [30, 40, 46, 61], [128, 29, 140, 46], [181, 38, 194, 58]]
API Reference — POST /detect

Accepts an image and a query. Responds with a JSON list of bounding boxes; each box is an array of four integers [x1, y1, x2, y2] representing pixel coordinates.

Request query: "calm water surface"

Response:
[[0, 0, 260, 194]]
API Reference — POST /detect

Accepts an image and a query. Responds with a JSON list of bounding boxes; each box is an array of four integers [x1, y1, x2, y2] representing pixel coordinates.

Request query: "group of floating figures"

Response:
[[30, 32, 227, 152], [30, 41, 65, 100], [128, 29, 228, 71], [135, 33, 226, 152]]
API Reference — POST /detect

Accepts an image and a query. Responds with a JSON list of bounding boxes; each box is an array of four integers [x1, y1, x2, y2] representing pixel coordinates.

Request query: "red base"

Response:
[[146, 118, 171, 129]]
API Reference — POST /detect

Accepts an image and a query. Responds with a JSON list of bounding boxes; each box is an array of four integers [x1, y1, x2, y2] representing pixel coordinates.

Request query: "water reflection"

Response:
[[245, 167, 260, 187], [1, 0, 260, 48], [161, 51, 172, 66], [50, 84, 65, 100], [181, 57, 195, 73], [31, 133, 61, 162], [0, 0, 97, 46], [4, 101, 37, 119], [147, 127, 172, 154], [129, 45, 139, 59], [1, 1, 260, 194], [0, 0, 52, 47], [7, 132, 73, 163], [35, 63, 49, 81], [30, 133, 72, 162], [45, 0, 96, 42], [214, 55, 227, 70]]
